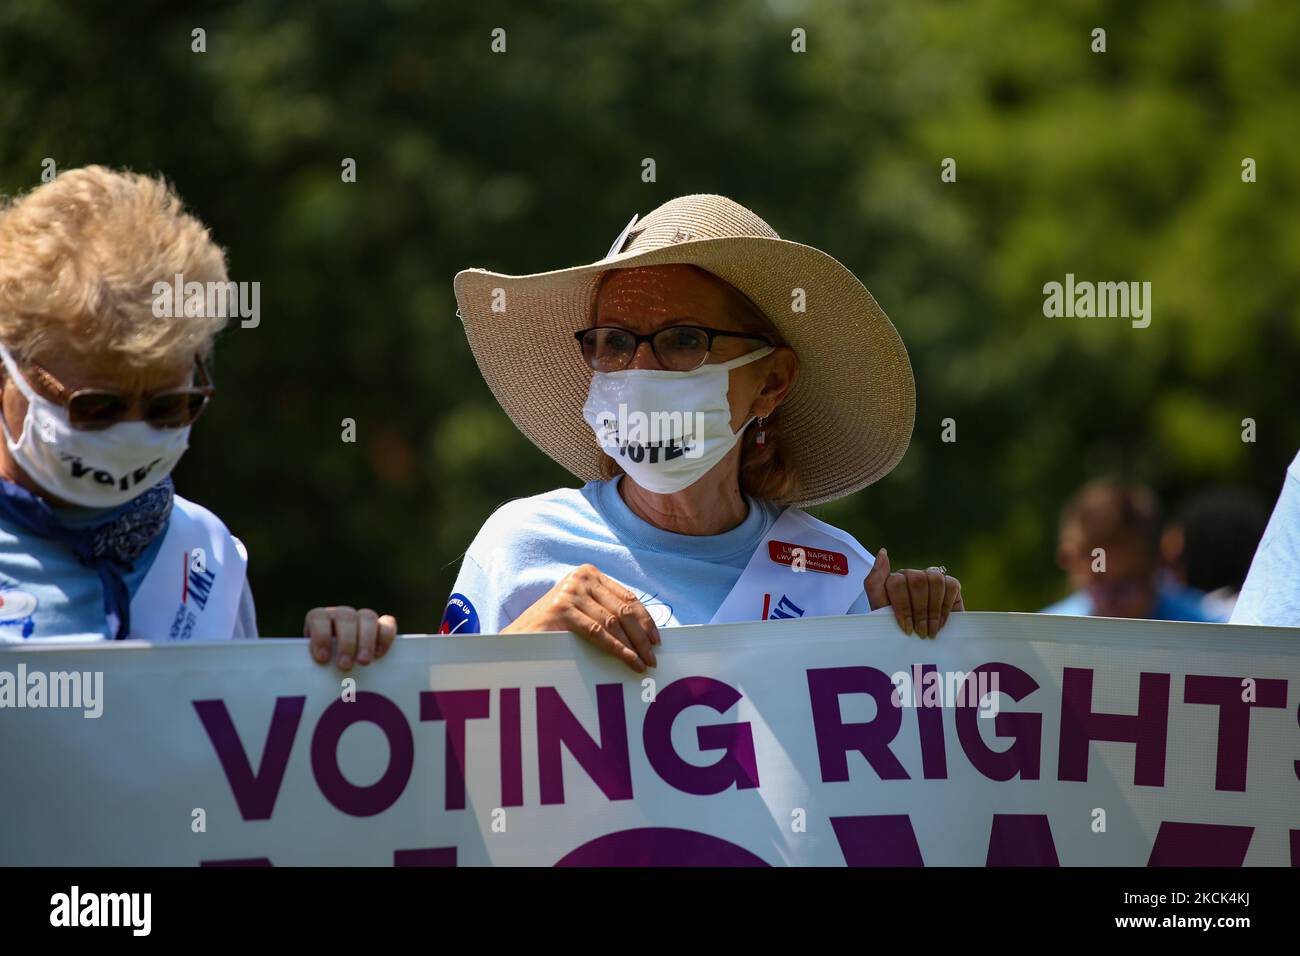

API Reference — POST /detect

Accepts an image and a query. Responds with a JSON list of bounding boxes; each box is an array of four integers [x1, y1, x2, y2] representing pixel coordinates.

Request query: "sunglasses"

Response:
[[23, 354, 215, 431]]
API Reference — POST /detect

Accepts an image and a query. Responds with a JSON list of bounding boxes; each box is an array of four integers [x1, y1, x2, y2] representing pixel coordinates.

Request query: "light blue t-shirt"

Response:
[[439, 477, 872, 634], [0, 503, 164, 641], [1231, 449, 1300, 627], [0, 496, 258, 642]]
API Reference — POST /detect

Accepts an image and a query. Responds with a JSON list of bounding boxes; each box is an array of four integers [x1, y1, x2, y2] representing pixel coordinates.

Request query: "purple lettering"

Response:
[[986, 814, 1059, 866], [831, 815, 924, 866], [537, 684, 633, 804], [193, 696, 304, 821], [500, 687, 524, 808], [1058, 667, 1169, 785], [311, 692, 413, 816], [419, 689, 490, 811], [394, 847, 457, 866], [199, 857, 273, 866], [1147, 822, 1253, 866], [556, 827, 768, 866], [956, 663, 1041, 781], [807, 666, 908, 782], [1184, 674, 1287, 791], [643, 677, 758, 795], [914, 665, 948, 779]]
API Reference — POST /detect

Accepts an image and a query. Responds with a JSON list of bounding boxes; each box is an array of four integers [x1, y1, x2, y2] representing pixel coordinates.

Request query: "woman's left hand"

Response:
[[864, 548, 964, 638]]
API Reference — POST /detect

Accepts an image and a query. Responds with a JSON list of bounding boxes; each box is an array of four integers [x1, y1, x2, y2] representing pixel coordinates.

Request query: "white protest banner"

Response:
[[1, 611, 1297, 866]]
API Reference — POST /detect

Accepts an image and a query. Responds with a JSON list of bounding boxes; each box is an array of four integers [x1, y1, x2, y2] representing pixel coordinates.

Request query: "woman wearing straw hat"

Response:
[[438, 194, 963, 671]]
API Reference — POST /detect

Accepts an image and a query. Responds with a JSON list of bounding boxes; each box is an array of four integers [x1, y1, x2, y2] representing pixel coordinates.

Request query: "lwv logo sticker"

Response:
[[761, 593, 806, 621]]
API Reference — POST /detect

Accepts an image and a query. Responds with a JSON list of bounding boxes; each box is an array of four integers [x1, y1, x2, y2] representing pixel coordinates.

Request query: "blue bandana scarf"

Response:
[[0, 477, 175, 639]]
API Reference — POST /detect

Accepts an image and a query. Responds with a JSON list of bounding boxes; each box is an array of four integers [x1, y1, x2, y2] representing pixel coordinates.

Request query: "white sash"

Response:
[[708, 507, 874, 624], [128, 495, 247, 641]]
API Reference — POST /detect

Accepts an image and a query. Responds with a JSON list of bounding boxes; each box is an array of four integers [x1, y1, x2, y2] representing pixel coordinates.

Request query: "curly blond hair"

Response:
[[0, 165, 229, 369]]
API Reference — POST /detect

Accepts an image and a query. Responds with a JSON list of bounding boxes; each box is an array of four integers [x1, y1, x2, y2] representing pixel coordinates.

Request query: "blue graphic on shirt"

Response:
[[0, 582, 38, 638], [188, 565, 217, 611], [634, 590, 674, 627], [768, 593, 806, 620], [439, 592, 480, 635]]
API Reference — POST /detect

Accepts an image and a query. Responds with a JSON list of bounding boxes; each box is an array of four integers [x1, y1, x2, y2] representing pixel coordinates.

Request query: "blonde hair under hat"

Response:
[[453, 194, 915, 508]]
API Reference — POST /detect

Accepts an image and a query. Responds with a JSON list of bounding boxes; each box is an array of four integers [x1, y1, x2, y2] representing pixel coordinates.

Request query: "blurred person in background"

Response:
[[1231, 450, 1300, 627], [1042, 478, 1220, 622], [1160, 486, 1269, 621]]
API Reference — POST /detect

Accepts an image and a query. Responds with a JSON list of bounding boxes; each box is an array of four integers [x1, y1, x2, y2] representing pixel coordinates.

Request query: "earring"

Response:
[[755, 416, 767, 446]]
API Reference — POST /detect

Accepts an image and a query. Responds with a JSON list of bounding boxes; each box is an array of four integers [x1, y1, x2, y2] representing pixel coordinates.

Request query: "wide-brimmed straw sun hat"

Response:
[[453, 194, 915, 507]]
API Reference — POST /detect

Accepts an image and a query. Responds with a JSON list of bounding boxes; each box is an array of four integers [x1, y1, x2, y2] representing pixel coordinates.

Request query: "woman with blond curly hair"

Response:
[[0, 166, 391, 661]]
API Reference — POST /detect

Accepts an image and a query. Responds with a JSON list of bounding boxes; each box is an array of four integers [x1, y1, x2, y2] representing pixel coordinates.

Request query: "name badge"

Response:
[[767, 540, 849, 576]]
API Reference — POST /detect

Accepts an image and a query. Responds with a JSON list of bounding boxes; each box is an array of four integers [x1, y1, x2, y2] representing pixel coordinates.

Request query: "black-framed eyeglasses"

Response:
[[574, 324, 773, 372], [26, 354, 215, 431]]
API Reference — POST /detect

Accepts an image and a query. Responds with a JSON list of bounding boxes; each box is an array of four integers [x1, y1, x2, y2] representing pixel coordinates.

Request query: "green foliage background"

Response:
[[2, 0, 1297, 633]]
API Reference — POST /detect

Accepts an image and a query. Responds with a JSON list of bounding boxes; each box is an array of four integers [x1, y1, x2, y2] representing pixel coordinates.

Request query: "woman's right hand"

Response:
[[502, 563, 660, 673], [304, 606, 398, 671]]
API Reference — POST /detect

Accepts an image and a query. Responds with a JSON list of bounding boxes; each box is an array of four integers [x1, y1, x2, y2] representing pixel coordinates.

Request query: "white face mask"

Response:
[[582, 346, 774, 494], [0, 344, 190, 508]]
